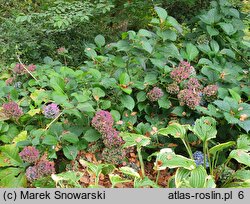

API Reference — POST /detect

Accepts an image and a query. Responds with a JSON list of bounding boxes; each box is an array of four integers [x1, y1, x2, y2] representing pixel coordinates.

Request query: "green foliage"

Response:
[[0, 1, 249, 188]]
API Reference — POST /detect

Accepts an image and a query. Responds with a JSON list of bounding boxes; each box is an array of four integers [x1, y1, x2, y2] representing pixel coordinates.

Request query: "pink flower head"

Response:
[[43, 103, 60, 119], [203, 85, 218, 101], [91, 110, 114, 133], [36, 160, 55, 176], [102, 126, 124, 148], [13, 63, 26, 75], [26, 166, 39, 181], [28, 64, 36, 72], [19, 146, 40, 163], [2, 101, 23, 119], [170, 61, 195, 83], [177, 89, 201, 109], [166, 83, 180, 95], [147, 87, 164, 102], [5, 77, 14, 86], [185, 77, 203, 92]]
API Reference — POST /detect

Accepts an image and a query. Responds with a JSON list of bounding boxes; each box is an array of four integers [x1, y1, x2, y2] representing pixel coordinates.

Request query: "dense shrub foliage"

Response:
[[0, 0, 249, 188]]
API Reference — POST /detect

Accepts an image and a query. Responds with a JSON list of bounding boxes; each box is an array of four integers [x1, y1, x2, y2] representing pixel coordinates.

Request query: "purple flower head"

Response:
[[28, 64, 36, 72], [185, 78, 202, 92], [91, 110, 114, 133], [102, 127, 124, 148], [2, 102, 23, 119], [193, 151, 209, 167], [13, 63, 26, 75], [19, 146, 40, 163], [166, 83, 180, 95], [5, 77, 14, 86], [170, 61, 195, 83], [177, 89, 201, 109], [147, 87, 164, 102], [26, 166, 39, 181], [43, 103, 60, 119], [36, 160, 55, 176], [203, 85, 218, 102]]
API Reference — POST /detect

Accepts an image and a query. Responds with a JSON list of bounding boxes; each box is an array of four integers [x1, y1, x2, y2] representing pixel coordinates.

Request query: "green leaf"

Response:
[[220, 49, 236, 59], [229, 89, 241, 102], [206, 26, 219, 36], [63, 146, 78, 160], [209, 141, 235, 155], [110, 110, 121, 122], [141, 41, 153, 53], [0, 144, 23, 167], [158, 123, 187, 139], [12, 131, 27, 144], [191, 117, 217, 142], [119, 73, 130, 85], [175, 168, 190, 188], [50, 76, 65, 94], [237, 134, 250, 151], [120, 132, 151, 148], [234, 170, 250, 181], [77, 102, 95, 112], [120, 95, 135, 111], [42, 135, 58, 146], [0, 167, 26, 187], [185, 43, 199, 61], [154, 148, 196, 170], [83, 129, 101, 142], [119, 166, 140, 178], [62, 132, 79, 144], [92, 87, 105, 99], [94, 34, 105, 47], [229, 150, 250, 167], [155, 6, 168, 22], [88, 68, 101, 80], [189, 166, 207, 188], [134, 176, 159, 188], [71, 91, 90, 103], [158, 96, 171, 109], [100, 100, 111, 109], [210, 40, 219, 53], [79, 159, 102, 178], [52, 171, 83, 188], [109, 174, 131, 188], [85, 48, 97, 58], [218, 23, 236, 36], [136, 91, 146, 103]]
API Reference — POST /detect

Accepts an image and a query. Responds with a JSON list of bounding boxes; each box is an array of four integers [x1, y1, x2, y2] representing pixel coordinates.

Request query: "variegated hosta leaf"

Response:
[[158, 123, 189, 139], [190, 116, 217, 142], [119, 132, 151, 148], [154, 148, 196, 171]]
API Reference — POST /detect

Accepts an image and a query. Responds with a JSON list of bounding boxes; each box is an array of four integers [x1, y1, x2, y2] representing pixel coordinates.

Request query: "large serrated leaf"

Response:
[[158, 123, 188, 139], [0, 144, 23, 167]]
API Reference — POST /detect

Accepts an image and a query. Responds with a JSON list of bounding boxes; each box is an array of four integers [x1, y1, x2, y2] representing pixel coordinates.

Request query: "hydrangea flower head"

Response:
[[28, 64, 36, 72], [19, 146, 39, 163], [166, 83, 180, 95], [170, 61, 195, 83], [2, 102, 23, 119], [193, 151, 209, 167], [203, 85, 218, 102], [36, 160, 55, 176], [25, 166, 39, 181], [91, 110, 114, 133], [102, 126, 124, 148], [185, 78, 202, 91], [147, 87, 164, 102], [102, 147, 126, 165], [177, 89, 201, 109], [5, 77, 14, 86], [43, 103, 60, 119], [13, 63, 26, 75]]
